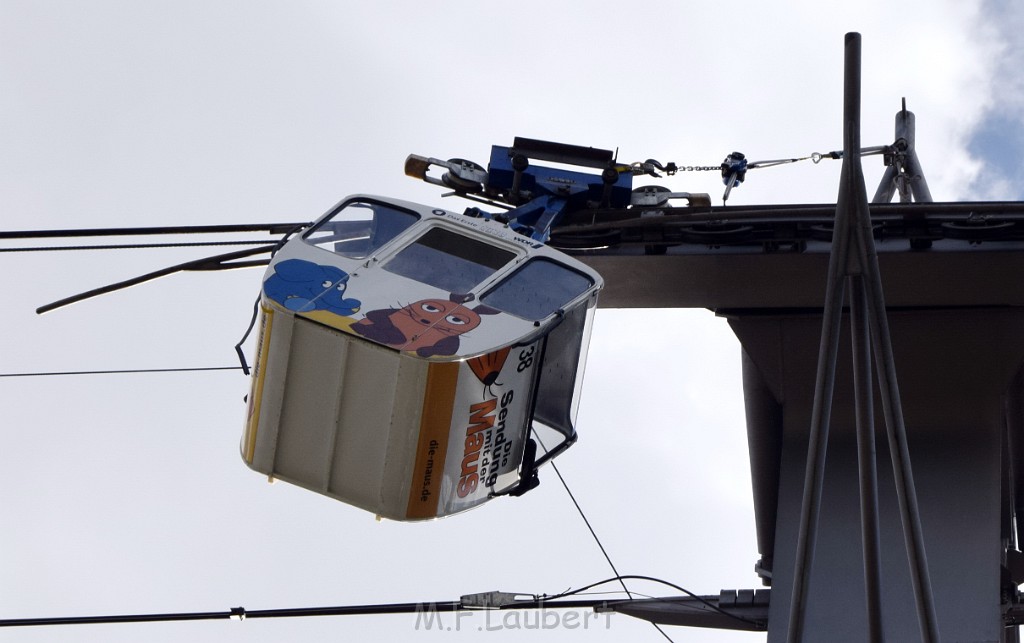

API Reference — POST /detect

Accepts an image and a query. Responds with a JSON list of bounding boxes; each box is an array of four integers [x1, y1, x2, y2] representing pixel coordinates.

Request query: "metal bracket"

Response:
[[460, 591, 536, 609]]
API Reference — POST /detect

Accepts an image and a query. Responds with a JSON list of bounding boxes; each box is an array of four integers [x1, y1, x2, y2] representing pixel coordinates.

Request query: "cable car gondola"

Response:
[[241, 194, 603, 520]]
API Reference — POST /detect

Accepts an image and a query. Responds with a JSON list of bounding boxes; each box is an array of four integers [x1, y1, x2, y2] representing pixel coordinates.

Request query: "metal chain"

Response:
[[675, 165, 720, 172]]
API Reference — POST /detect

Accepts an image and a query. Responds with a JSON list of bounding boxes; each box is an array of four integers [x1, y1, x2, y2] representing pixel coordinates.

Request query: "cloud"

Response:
[[963, 0, 1024, 199]]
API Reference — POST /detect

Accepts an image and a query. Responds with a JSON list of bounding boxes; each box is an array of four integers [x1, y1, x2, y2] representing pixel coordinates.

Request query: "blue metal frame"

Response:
[[485, 143, 633, 242]]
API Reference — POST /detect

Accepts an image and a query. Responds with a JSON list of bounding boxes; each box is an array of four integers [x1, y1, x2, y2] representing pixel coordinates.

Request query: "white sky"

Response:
[[2, 2, 1022, 642]]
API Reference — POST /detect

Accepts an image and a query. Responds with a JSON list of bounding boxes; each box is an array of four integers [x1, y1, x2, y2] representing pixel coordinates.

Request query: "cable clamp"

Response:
[[460, 591, 536, 609]]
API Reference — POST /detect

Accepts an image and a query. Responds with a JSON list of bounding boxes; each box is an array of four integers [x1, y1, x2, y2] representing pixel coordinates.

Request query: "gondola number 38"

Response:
[[517, 346, 535, 372]]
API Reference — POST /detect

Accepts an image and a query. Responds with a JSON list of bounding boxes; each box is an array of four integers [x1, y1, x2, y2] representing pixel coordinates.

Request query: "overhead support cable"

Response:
[[35, 244, 276, 315], [1, 240, 276, 253], [0, 601, 483, 628], [7, 203, 1024, 257], [0, 223, 305, 241], [0, 577, 767, 631], [0, 366, 243, 378], [536, 436, 676, 641]]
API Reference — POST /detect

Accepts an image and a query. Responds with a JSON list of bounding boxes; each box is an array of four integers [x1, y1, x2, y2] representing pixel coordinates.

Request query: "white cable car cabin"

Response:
[[241, 195, 602, 520]]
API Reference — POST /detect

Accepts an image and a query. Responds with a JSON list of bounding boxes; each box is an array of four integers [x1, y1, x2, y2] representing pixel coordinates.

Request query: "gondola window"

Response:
[[305, 201, 418, 259], [384, 227, 515, 294], [482, 259, 594, 321]]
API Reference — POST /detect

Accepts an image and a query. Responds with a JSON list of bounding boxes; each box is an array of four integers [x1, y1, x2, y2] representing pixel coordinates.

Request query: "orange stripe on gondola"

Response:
[[405, 361, 460, 519]]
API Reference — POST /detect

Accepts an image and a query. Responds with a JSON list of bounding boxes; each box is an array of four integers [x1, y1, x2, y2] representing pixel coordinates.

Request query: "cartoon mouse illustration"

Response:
[[263, 258, 361, 316], [352, 293, 499, 358]]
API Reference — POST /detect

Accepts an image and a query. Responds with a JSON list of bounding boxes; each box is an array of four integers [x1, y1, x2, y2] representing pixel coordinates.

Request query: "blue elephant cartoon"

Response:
[[263, 258, 361, 316]]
